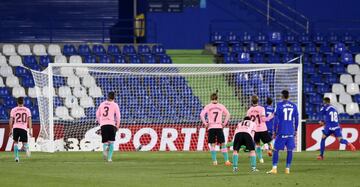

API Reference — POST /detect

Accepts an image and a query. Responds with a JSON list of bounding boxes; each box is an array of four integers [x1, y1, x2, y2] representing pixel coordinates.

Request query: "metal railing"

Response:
[[240, 0, 309, 34]]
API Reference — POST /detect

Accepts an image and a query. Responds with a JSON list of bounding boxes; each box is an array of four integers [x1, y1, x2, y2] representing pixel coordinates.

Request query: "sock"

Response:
[[210, 147, 217, 162], [232, 152, 238, 168], [256, 146, 263, 160], [107, 143, 114, 160], [340, 139, 348, 145], [103, 143, 108, 152], [221, 146, 229, 162], [14, 144, 19, 159], [286, 151, 293, 168], [250, 151, 256, 168], [320, 138, 326, 156], [24, 143, 29, 150], [272, 150, 279, 167]]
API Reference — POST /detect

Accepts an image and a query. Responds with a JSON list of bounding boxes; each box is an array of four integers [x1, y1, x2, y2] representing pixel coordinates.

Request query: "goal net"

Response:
[[31, 63, 302, 152]]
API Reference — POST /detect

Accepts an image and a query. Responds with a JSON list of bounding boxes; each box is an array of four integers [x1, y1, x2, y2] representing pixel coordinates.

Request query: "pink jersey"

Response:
[[96, 100, 121, 127], [10, 106, 32, 130], [247, 105, 267, 132], [200, 102, 230, 129], [234, 120, 256, 137]]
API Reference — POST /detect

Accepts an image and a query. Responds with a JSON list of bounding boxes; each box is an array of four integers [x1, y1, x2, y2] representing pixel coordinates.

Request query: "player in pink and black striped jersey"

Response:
[[200, 93, 231, 166]]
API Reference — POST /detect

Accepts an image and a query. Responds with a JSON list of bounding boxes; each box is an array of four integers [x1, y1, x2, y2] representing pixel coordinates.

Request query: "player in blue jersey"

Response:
[[267, 90, 298, 174], [265, 97, 275, 138], [317, 97, 356, 160]]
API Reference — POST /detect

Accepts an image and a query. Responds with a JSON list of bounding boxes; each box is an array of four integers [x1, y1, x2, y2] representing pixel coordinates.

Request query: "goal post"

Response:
[[31, 63, 303, 152]]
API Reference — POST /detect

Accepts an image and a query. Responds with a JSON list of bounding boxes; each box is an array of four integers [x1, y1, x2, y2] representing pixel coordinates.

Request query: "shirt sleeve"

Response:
[[96, 104, 101, 123], [273, 104, 280, 134], [27, 108, 32, 117], [10, 109, 15, 118], [115, 103, 121, 127], [293, 106, 299, 133]]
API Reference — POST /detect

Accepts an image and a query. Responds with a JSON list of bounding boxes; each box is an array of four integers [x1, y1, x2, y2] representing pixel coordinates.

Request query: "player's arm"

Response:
[[222, 107, 230, 127], [200, 107, 208, 127], [318, 106, 325, 126], [8, 117, 14, 136], [293, 107, 299, 135], [95, 106, 101, 124], [273, 105, 280, 136], [260, 107, 267, 122], [28, 116, 33, 136], [115, 104, 121, 129]]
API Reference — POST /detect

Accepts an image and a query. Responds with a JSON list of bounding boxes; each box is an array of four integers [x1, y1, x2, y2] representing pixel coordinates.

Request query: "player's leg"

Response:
[[285, 137, 295, 174], [246, 134, 258, 172], [336, 129, 356, 151], [208, 129, 217, 165], [218, 129, 231, 166], [12, 128, 20, 162], [21, 129, 30, 158], [254, 132, 263, 163], [267, 136, 283, 174], [232, 133, 241, 172], [318, 130, 329, 160], [101, 125, 109, 160], [106, 126, 117, 162], [262, 131, 273, 157]]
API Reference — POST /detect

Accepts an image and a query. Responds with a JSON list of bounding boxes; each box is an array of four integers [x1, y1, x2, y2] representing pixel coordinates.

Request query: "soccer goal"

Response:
[[31, 63, 303, 152]]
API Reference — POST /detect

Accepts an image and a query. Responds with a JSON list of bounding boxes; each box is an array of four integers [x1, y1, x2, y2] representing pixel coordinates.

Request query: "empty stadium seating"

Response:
[[210, 32, 360, 120]]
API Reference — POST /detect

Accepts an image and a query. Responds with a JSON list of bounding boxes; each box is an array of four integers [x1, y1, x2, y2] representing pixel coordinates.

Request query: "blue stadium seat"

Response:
[[253, 53, 265, 63], [138, 45, 151, 55], [304, 64, 316, 74], [275, 43, 287, 54], [341, 53, 354, 64], [108, 45, 121, 55], [332, 64, 346, 74], [282, 53, 295, 63], [63, 44, 77, 56], [284, 33, 296, 43], [328, 33, 339, 44], [231, 44, 244, 53], [267, 53, 280, 63], [99, 55, 111, 63], [210, 32, 225, 44], [309, 74, 323, 85], [114, 55, 126, 63], [152, 45, 166, 55], [23, 55, 37, 68], [143, 55, 156, 63], [30, 106, 39, 120], [326, 54, 339, 64], [334, 42, 347, 54], [354, 113, 360, 119], [216, 44, 229, 55], [304, 83, 315, 93], [255, 32, 268, 44], [318, 64, 331, 75], [226, 32, 240, 44], [24, 97, 33, 108], [237, 52, 250, 63], [260, 43, 272, 54], [15, 66, 31, 78], [129, 55, 141, 63], [78, 44, 91, 56], [338, 113, 350, 120], [305, 43, 317, 54], [348, 44, 360, 54], [269, 32, 282, 44], [39, 55, 51, 68], [53, 77, 66, 88], [224, 53, 236, 64], [317, 84, 330, 93], [123, 45, 137, 55], [342, 32, 354, 44], [92, 45, 106, 56], [299, 33, 311, 44], [312, 53, 324, 64], [159, 55, 172, 64], [240, 32, 252, 44], [355, 94, 360, 104], [84, 55, 96, 63], [325, 75, 339, 84], [22, 78, 35, 88], [0, 107, 8, 120], [308, 93, 322, 104], [4, 96, 16, 109], [0, 88, 11, 97], [313, 33, 325, 44], [289, 43, 302, 55], [319, 43, 332, 54]]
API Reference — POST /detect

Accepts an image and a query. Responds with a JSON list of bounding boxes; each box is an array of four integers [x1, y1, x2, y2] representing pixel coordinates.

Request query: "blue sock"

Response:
[[272, 150, 279, 166], [14, 144, 19, 159], [210, 150, 217, 162], [286, 151, 293, 168], [221, 146, 229, 162], [232, 154, 238, 168], [107, 143, 114, 160], [320, 138, 326, 156], [256, 146, 263, 160], [340, 139, 348, 145], [24, 143, 29, 151], [103, 143, 108, 151], [250, 156, 256, 168]]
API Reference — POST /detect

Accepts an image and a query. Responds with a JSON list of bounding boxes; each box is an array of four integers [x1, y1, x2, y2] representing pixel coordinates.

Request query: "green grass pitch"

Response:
[[0, 151, 359, 187]]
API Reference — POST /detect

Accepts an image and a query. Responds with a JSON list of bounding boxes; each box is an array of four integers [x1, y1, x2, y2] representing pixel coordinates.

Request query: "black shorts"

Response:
[[101, 125, 116, 143], [254, 131, 272, 144], [208, 128, 225, 144], [233, 132, 255, 151], [13, 128, 28, 142]]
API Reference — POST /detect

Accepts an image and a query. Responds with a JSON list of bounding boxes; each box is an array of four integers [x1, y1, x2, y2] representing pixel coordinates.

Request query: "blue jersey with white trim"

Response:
[[274, 100, 299, 135], [319, 104, 339, 128]]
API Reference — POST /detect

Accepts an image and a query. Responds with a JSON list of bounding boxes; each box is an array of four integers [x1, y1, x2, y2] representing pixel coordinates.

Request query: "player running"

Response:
[[9, 97, 32, 162], [267, 90, 298, 174], [96, 91, 120, 162], [247, 95, 273, 164], [317, 97, 356, 160], [232, 116, 258, 173], [200, 93, 231, 166]]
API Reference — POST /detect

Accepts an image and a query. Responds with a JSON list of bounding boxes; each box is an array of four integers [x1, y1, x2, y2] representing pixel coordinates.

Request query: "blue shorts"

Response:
[[322, 127, 342, 137], [274, 135, 295, 151]]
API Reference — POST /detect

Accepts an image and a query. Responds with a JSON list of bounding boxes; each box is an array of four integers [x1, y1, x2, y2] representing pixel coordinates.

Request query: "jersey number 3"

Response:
[[103, 106, 109, 117]]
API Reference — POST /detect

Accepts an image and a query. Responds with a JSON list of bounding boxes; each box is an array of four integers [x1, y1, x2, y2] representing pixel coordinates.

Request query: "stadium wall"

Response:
[[1, 122, 360, 151], [147, 0, 360, 49]]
